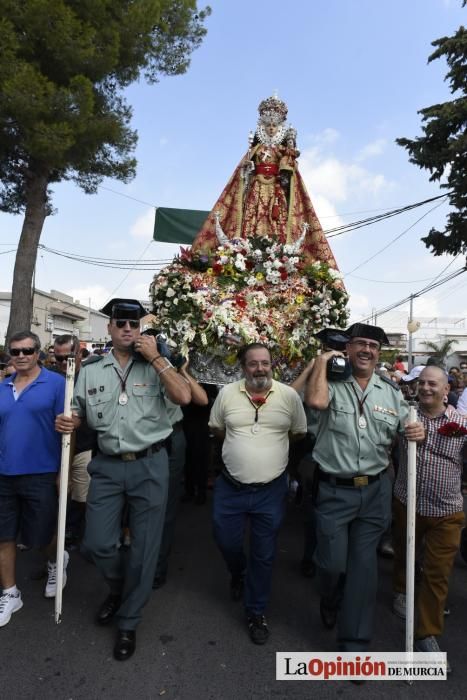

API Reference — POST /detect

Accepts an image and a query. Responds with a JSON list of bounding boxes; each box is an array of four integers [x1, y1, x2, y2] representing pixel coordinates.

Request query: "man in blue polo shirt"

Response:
[[0, 331, 66, 627]]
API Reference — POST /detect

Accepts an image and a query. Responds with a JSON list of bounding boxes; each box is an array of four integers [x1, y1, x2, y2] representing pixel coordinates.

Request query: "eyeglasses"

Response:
[[9, 347, 37, 356], [349, 340, 380, 352], [115, 319, 140, 329], [54, 354, 73, 363]]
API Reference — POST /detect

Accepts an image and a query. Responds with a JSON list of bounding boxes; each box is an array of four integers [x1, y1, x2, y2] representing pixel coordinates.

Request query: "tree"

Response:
[[422, 337, 459, 363], [0, 0, 210, 342], [396, 4, 467, 258]]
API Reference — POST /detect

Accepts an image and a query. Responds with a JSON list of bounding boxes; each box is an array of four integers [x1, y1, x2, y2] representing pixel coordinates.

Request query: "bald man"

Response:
[[392, 366, 467, 666]]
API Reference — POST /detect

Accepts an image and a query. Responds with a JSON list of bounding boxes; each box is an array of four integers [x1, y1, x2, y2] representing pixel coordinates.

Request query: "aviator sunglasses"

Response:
[[115, 319, 140, 329], [9, 347, 37, 356]]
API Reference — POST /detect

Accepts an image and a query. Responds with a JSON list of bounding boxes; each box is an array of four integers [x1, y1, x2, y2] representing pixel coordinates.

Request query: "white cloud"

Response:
[[356, 139, 387, 162], [311, 127, 340, 146], [130, 208, 156, 239], [66, 285, 112, 311]]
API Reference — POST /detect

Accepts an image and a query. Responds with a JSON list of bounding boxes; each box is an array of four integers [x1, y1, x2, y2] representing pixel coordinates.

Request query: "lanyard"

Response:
[[351, 383, 370, 429], [245, 390, 272, 424], [113, 362, 134, 404]]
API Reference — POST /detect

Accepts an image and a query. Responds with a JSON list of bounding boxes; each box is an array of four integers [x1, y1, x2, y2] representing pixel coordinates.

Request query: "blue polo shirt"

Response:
[[0, 368, 65, 475]]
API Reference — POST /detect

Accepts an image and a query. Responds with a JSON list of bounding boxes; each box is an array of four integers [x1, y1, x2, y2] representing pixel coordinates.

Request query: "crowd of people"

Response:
[[1, 306, 466, 676]]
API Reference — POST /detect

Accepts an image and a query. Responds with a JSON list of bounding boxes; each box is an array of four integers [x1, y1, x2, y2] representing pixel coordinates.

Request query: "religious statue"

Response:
[[192, 94, 338, 268]]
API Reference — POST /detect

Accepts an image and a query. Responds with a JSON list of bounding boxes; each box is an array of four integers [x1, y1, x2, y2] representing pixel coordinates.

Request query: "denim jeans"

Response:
[[212, 471, 288, 615]]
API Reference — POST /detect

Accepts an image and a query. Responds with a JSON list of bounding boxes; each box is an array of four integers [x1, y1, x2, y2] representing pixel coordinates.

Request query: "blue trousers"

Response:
[[212, 472, 287, 615]]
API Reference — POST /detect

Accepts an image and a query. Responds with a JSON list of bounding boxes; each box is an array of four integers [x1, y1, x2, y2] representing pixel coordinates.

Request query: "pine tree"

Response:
[[397, 4, 467, 258], [0, 0, 210, 340]]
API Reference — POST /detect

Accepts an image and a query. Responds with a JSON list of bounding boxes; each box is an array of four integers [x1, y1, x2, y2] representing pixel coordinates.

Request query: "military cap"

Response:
[[345, 323, 389, 346], [99, 298, 148, 319]]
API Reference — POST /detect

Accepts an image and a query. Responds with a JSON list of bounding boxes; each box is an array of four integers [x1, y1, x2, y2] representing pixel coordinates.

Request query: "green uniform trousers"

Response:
[[314, 471, 392, 651], [83, 449, 169, 630]]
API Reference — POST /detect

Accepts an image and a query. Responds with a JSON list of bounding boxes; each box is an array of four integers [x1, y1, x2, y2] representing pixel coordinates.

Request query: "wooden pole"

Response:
[[55, 357, 75, 624]]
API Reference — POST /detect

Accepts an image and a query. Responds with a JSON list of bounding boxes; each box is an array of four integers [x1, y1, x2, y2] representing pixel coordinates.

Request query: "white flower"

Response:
[[329, 268, 343, 280], [220, 255, 229, 264], [200, 332, 208, 346], [166, 287, 176, 298]]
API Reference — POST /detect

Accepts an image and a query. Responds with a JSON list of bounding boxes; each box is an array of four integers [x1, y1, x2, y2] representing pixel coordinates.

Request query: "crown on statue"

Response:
[[258, 94, 288, 126]]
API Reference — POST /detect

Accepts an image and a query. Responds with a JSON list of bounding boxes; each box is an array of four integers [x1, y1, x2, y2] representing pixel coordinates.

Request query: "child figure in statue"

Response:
[[192, 95, 339, 269]]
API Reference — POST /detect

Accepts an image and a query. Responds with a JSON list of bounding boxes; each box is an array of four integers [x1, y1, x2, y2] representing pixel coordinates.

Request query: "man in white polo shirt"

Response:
[[209, 343, 307, 644]]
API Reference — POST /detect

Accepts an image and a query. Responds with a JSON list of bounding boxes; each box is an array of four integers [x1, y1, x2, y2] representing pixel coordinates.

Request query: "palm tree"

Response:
[[422, 338, 458, 364]]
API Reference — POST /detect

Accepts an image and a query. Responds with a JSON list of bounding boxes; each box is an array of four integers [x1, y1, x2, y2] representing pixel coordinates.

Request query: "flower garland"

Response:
[[150, 235, 348, 367]]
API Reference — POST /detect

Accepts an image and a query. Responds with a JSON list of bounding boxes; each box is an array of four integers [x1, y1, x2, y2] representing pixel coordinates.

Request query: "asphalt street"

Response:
[[3, 491, 467, 700]]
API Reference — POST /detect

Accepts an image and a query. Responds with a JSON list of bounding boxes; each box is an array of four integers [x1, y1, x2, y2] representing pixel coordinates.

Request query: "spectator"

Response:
[[0, 331, 66, 627], [392, 366, 466, 669]]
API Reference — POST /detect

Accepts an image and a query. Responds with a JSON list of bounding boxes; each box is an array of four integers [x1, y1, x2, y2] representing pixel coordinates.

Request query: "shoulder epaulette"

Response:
[[379, 374, 400, 391], [82, 355, 104, 366]]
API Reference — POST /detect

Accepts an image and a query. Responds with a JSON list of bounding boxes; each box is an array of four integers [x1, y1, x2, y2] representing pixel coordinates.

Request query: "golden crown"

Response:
[[258, 95, 288, 126]]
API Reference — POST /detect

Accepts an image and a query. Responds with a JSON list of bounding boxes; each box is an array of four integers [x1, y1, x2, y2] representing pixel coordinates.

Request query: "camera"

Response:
[[326, 355, 351, 381], [141, 328, 186, 369]]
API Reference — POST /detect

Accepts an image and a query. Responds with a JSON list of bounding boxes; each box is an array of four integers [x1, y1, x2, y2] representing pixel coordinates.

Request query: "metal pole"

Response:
[[408, 295, 414, 370], [55, 357, 75, 624], [405, 402, 418, 666]]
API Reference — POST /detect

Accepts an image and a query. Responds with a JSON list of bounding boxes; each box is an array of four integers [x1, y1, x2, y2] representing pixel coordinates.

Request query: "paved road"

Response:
[[3, 493, 467, 699]]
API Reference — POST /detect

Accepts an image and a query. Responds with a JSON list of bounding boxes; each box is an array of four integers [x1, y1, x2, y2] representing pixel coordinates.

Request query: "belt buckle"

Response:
[[353, 475, 368, 487], [121, 452, 136, 462]]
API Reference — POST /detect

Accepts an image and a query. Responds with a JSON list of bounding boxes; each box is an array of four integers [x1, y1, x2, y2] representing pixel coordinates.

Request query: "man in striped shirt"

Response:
[[392, 365, 467, 663]]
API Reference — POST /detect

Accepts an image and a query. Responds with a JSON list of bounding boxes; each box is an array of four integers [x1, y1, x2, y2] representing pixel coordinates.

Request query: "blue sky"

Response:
[[1, 0, 466, 331]]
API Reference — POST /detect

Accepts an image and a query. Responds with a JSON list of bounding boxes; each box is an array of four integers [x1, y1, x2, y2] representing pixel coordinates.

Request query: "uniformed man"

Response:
[[304, 323, 424, 654], [56, 299, 191, 661]]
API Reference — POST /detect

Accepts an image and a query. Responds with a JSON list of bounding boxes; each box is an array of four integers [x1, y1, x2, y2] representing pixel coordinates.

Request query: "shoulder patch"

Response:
[[379, 374, 400, 391]]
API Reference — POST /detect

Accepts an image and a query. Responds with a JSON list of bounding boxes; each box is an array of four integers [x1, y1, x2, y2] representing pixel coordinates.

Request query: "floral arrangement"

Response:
[[150, 235, 348, 375], [438, 422, 467, 438]]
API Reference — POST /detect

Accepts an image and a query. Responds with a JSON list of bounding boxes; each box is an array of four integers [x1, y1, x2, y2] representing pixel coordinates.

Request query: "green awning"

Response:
[[153, 207, 210, 245]]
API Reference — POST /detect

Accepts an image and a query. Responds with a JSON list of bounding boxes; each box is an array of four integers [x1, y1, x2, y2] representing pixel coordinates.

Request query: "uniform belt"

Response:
[[221, 468, 283, 490], [103, 440, 168, 462], [318, 469, 386, 488]]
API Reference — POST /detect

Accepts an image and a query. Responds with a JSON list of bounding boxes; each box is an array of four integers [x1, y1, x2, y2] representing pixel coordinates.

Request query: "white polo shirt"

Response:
[[209, 379, 307, 484]]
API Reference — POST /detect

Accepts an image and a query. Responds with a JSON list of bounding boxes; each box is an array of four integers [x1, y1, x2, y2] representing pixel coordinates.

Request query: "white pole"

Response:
[[405, 402, 418, 666], [55, 357, 75, 624]]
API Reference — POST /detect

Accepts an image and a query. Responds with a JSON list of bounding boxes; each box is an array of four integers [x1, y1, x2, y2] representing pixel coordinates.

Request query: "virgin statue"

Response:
[[192, 94, 338, 268]]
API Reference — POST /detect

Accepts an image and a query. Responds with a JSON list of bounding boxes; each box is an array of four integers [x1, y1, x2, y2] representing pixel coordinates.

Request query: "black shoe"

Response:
[[152, 573, 167, 590], [247, 614, 269, 645], [230, 574, 244, 601], [320, 597, 337, 629], [95, 593, 121, 626], [113, 629, 136, 661], [195, 491, 207, 505], [300, 559, 316, 578]]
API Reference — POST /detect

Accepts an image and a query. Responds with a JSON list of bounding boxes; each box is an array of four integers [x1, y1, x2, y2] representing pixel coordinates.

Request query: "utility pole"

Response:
[[407, 295, 414, 370]]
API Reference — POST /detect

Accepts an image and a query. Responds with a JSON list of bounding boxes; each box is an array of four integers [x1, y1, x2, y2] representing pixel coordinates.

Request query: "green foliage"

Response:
[[422, 337, 459, 360], [396, 13, 467, 257], [0, 0, 210, 211]]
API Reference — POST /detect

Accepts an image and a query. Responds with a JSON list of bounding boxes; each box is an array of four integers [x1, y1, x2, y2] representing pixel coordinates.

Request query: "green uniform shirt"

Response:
[[73, 352, 172, 456], [312, 372, 409, 476]]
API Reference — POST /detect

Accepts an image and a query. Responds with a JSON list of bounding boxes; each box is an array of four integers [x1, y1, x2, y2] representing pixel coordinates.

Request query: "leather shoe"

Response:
[[95, 593, 121, 626], [113, 629, 136, 661], [152, 573, 167, 590], [320, 597, 337, 629]]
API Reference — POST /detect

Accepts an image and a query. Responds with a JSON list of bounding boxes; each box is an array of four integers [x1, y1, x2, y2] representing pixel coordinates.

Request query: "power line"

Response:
[[358, 267, 467, 323], [343, 198, 447, 277]]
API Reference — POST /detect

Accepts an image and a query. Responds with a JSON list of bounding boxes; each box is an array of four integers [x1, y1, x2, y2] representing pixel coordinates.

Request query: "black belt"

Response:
[[318, 469, 386, 488], [221, 468, 284, 491], [103, 439, 168, 462]]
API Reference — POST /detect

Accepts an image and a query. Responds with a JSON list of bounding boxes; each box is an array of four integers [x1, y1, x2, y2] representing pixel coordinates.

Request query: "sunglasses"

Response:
[[9, 347, 37, 356], [54, 354, 73, 363], [115, 319, 140, 329]]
